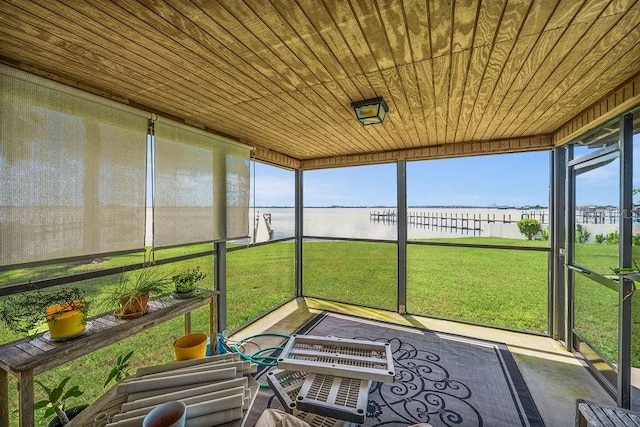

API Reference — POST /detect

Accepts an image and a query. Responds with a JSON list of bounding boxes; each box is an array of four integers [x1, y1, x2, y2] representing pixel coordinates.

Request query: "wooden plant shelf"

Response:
[[0, 289, 218, 427]]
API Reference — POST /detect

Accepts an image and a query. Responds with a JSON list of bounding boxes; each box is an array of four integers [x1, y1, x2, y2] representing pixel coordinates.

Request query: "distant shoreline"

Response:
[[251, 205, 551, 209]]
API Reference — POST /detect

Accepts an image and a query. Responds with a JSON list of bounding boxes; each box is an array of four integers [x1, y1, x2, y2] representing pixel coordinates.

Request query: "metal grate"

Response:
[[266, 369, 308, 413], [296, 373, 370, 424], [296, 411, 355, 427], [277, 335, 395, 383]]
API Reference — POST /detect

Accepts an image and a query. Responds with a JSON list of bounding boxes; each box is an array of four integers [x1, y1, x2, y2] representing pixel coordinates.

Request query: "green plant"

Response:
[[517, 218, 542, 240], [104, 350, 134, 388], [609, 260, 640, 307], [575, 224, 590, 243], [34, 376, 84, 425], [0, 286, 88, 338], [610, 260, 640, 276], [606, 230, 619, 244], [595, 233, 606, 244], [172, 266, 207, 293], [541, 228, 549, 241], [105, 268, 172, 316]]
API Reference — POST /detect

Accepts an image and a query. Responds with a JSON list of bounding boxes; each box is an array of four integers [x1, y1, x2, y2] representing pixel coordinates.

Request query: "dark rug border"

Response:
[[296, 310, 545, 427]]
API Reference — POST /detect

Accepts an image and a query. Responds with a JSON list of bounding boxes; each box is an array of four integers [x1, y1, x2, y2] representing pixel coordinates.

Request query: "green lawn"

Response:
[[0, 238, 638, 425], [303, 241, 397, 310], [407, 242, 548, 332]]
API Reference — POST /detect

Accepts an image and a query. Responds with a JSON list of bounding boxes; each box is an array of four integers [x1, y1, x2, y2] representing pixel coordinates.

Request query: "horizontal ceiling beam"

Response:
[[298, 135, 553, 170], [251, 145, 300, 170], [553, 73, 640, 147]]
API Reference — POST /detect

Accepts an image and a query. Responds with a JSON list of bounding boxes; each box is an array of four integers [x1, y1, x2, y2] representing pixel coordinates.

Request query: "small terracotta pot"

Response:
[[119, 294, 149, 315]]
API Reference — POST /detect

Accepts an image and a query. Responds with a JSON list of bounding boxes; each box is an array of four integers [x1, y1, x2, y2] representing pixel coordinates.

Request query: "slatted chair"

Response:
[[576, 399, 640, 426]]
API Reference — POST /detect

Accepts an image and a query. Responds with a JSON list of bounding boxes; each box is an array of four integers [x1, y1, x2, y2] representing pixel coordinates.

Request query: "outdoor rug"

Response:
[[246, 312, 544, 427]]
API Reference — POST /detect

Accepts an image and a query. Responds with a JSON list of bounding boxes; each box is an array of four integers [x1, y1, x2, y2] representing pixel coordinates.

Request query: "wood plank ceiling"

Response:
[[1, 0, 639, 170]]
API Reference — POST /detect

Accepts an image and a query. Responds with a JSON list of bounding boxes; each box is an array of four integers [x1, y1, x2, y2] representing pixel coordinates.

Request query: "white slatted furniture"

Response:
[[269, 335, 395, 424]]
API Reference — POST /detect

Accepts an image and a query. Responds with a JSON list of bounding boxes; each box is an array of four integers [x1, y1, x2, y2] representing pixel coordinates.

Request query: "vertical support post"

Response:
[[18, 370, 34, 427], [618, 112, 633, 408], [397, 160, 407, 314], [0, 370, 7, 427], [210, 295, 217, 341], [551, 148, 566, 341], [295, 169, 303, 297], [183, 312, 191, 335], [215, 241, 227, 335], [566, 145, 576, 350]]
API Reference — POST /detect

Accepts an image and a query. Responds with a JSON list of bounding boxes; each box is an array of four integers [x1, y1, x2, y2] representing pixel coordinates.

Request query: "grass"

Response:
[[303, 241, 397, 310], [226, 243, 295, 329], [408, 243, 548, 332], [0, 237, 638, 425]]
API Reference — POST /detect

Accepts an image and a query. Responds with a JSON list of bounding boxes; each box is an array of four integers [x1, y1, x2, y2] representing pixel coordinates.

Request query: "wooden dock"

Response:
[[369, 209, 550, 237]]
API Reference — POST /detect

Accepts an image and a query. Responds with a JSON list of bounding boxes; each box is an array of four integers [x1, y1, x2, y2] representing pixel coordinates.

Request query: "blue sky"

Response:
[[251, 139, 640, 207]]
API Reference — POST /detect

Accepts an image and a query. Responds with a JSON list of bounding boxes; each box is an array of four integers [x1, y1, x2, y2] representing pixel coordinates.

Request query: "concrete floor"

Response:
[[230, 297, 616, 427]]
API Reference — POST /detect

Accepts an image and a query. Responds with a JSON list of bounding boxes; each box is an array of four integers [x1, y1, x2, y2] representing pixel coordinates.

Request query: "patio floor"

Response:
[[229, 297, 615, 427]]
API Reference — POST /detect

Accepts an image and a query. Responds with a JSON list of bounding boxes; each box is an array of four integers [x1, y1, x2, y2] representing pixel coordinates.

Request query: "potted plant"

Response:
[[34, 376, 86, 426], [0, 286, 89, 340], [108, 269, 172, 319], [172, 266, 207, 299]]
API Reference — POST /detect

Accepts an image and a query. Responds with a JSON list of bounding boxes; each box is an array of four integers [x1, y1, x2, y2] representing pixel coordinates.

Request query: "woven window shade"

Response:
[[154, 119, 250, 246], [0, 65, 147, 266], [226, 145, 251, 240]]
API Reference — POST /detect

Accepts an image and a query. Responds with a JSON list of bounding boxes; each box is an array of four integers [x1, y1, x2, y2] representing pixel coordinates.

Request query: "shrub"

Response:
[[633, 233, 640, 246], [575, 224, 590, 243], [517, 218, 542, 240], [606, 230, 619, 244], [595, 234, 606, 244], [541, 228, 549, 241]]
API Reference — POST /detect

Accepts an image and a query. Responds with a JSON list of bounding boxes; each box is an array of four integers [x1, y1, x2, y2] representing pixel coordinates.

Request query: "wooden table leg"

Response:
[[0, 370, 8, 427], [19, 370, 34, 427], [210, 297, 217, 340], [184, 312, 192, 335]]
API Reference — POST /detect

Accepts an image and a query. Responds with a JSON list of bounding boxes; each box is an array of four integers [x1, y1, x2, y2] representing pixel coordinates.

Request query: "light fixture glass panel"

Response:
[[351, 97, 388, 125]]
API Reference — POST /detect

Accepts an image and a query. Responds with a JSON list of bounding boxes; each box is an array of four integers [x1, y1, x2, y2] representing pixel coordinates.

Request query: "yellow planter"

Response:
[[173, 333, 207, 361], [45, 301, 86, 339]]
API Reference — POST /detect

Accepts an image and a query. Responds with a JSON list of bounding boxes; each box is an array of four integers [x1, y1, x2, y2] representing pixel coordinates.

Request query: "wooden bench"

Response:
[[0, 289, 218, 427], [576, 399, 640, 426]]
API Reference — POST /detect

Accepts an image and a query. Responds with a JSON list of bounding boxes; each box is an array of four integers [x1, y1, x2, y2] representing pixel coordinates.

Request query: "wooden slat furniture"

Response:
[[576, 399, 640, 426], [0, 289, 218, 427]]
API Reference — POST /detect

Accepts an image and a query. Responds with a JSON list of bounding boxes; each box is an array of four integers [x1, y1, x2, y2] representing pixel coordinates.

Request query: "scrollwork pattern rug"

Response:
[[248, 312, 544, 427]]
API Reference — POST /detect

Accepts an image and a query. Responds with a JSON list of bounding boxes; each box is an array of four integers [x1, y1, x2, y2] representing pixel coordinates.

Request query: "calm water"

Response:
[[249, 207, 551, 243]]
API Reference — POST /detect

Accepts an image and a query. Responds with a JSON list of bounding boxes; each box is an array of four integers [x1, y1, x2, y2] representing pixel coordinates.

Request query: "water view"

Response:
[[249, 206, 627, 244]]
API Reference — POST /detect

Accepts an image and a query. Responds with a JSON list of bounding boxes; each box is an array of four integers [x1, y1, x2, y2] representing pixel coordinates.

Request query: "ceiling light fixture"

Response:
[[351, 97, 388, 125]]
